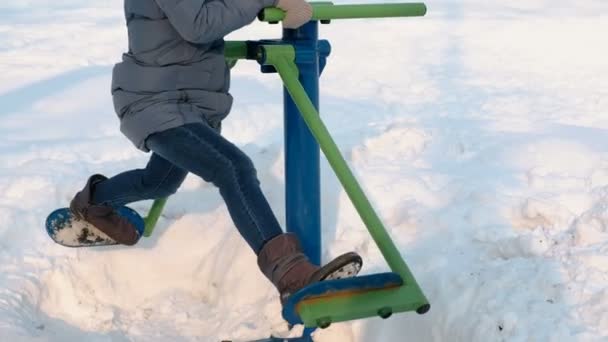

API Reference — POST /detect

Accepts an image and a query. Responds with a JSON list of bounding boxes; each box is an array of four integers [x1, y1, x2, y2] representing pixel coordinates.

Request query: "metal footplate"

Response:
[[282, 272, 406, 328]]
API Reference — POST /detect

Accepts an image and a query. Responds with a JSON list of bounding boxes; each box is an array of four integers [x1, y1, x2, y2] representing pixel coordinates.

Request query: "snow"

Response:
[[1, 0, 607, 341]]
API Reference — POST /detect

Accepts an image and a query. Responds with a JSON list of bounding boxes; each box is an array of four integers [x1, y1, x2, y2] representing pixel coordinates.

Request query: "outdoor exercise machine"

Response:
[[146, 2, 429, 341]]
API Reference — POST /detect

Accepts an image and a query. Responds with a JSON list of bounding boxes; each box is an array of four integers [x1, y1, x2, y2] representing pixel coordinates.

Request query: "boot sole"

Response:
[[314, 252, 363, 282]]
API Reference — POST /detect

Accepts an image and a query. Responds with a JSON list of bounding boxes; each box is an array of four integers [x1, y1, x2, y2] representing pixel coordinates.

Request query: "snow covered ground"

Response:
[[1, 0, 607, 341]]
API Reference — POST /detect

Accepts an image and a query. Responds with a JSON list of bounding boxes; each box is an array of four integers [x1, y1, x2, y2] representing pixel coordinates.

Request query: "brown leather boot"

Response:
[[69, 174, 139, 246], [257, 233, 362, 304]]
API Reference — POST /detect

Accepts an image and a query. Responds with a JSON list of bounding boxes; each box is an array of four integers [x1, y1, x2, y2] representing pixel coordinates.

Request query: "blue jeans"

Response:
[[92, 122, 283, 253]]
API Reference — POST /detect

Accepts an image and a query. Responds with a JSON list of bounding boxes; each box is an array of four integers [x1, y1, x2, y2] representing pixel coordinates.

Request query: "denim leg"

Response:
[[92, 153, 188, 208], [145, 122, 284, 253]]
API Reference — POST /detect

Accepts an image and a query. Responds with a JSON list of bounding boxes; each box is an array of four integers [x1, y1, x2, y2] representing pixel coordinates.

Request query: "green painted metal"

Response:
[[260, 2, 427, 22], [139, 5, 431, 326], [224, 41, 248, 60], [143, 198, 168, 237], [260, 44, 428, 325], [138, 29, 430, 330], [298, 284, 426, 327], [224, 41, 249, 69], [139, 0, 429, 242]]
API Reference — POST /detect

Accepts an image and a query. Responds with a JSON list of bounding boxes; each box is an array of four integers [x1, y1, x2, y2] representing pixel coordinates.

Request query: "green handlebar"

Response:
[[224, 41, 249, 60], [259, 2, 427, 22]]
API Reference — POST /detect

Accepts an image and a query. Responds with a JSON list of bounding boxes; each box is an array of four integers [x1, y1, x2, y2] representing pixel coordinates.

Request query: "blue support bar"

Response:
[[282, 22, 326, 342], [283, 22, 322, 267], [248, 330, 317, 342]]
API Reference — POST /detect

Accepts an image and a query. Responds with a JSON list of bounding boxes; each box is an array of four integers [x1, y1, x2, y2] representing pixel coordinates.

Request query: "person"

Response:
[[69, 0, 362, 304]]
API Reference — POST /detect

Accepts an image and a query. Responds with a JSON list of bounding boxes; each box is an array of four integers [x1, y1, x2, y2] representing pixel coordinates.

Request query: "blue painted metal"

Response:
[[246, 23, 334, 342], [248, 333, 316, 342], [317, 40, 331, 74], [282, 21, 328, 342], [45, 207, 145, 248], [281, 272, 404, 325], [251, 19, 345, 342], [283, 22, 325, 267], [243, 326, 316, 341]]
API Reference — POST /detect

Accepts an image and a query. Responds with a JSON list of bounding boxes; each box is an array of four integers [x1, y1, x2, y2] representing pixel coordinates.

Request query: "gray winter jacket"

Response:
[[112, 0, 277, 152]]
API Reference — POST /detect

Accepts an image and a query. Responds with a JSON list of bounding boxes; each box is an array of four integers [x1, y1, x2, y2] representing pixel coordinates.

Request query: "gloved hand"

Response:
[[276, 0, 313, 29]]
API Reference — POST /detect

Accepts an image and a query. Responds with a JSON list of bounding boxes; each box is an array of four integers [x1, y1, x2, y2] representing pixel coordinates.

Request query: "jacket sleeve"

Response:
[[155, 0, 277, 44]]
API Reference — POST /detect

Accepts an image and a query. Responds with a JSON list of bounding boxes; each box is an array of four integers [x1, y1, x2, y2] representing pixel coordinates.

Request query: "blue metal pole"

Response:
[[283, 22, 322, 267], [282, 22, 321, 342]]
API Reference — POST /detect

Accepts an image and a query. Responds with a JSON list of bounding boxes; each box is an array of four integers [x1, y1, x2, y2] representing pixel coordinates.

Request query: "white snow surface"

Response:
[[1, 0, 608, 341]]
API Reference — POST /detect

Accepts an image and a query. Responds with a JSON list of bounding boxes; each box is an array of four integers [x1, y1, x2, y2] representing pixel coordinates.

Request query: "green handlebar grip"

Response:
[[259, 3, 427, 22]]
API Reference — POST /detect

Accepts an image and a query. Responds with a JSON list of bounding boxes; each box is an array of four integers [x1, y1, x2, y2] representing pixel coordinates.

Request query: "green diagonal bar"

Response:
[[261, 45, 429, 321], [260, 2, 427, 22]]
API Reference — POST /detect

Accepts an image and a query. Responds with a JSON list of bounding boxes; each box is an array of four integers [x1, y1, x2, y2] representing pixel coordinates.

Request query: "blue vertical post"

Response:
[[283, 22, 322, 266]]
